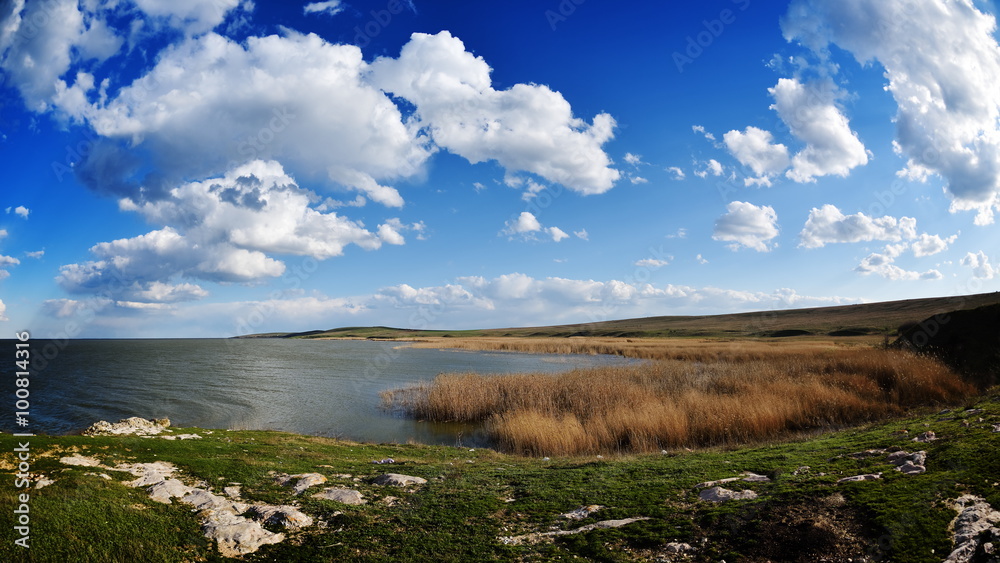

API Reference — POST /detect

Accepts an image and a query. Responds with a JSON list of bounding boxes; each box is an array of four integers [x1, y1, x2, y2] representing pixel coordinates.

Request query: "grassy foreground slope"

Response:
[[2, 389, 998, 562]]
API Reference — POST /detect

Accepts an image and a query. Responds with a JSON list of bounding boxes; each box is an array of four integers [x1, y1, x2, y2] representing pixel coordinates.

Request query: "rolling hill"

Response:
[[236, 291, 1000, 340]]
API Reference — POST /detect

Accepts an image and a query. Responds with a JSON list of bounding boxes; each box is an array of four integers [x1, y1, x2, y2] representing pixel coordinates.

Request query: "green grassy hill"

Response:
[[237, 291, 1000, 340]]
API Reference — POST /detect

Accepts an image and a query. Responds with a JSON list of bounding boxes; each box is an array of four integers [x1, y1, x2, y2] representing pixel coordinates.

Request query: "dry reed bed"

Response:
[[384, 345, 974, 456], [412, 336, 863, 362]]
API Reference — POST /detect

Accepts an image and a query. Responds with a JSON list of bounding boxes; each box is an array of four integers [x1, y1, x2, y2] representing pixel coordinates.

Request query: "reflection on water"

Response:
[[1, 339, 635, 447]]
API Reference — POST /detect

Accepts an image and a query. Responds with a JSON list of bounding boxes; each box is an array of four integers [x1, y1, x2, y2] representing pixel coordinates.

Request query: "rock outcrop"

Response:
[[312, 487, 366, 505], [699, 486, 758, 502], [83, 417, 171, 436], [60, 454, 309, 557], [372, 473, 427, 487], [944, 495, 1000, 563], [276, 472, 328, 495], [888, 450, 927, 475], [499, 517, 652, 545], [837, 473, 882, 483], [560, 505, 603, 520]]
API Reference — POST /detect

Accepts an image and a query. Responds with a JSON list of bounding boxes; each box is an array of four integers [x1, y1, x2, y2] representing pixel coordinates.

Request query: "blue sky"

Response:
[[1, 0, 999, 338]]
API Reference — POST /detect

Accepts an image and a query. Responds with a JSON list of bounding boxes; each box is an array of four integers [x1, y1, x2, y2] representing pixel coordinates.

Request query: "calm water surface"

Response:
[[2, 339, 635, 447]]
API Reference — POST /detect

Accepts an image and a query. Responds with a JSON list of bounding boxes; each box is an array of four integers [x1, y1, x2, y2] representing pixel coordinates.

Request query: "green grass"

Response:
[[3, 389, 999, 561]]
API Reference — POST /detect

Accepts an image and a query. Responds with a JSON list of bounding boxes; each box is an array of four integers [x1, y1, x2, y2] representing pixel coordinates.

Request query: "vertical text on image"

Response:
[[12, 330, 33, 549]]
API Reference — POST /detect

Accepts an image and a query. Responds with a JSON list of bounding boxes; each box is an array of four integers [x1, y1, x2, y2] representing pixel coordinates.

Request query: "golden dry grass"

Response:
[[410, 336, 873, 362], [385, 339, 975, 456]]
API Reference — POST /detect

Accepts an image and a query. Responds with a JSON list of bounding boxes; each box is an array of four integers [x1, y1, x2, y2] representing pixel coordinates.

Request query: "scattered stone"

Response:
[[59, 454, 104, 467], [887, 450, 927, 475], [120, 461, 313, 556], [182, 489, 244, 513], [897, 462, 926, 475], [201, 509, 285, 558], [249, 505, 314, 529], [963, 409, 984, 415], [664, 542, 694, 553], [312, 488, 366, 505], [693, 476, 741, 488], [887, 450, 927, 467], [498, 517, 652, 545], [160, 433, 201, 440], [695, 472, 770, 489], [944, 495, 1000, 563], [223, 486, 241, 499], [372, 473, 427, 487], [35, 477, 54, 489], [992, 424, 1000, 433], [699, 486, 758, 502], [837, 473, 882, 483], [83, 417, 171, 436], [276, 473, 328, 495], [147, 479, 193, 504], [560, 505, 603, 520], [913, 430, 937, 443], [85, 472, 113, 480], [373, 458, 395, 464], [118, 461, 178, 488], [792, 466, 810, 475], [380, 496, 401, 507]]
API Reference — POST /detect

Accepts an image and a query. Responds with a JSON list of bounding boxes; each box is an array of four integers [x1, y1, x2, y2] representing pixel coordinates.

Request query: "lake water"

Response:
[[1, 339, 635, 447]]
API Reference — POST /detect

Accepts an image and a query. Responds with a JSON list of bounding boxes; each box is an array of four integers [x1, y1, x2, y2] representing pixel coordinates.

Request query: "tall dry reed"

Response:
[[382, 346, 974, 456]]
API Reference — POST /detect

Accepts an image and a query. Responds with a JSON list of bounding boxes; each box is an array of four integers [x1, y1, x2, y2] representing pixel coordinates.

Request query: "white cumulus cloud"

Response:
[[0, 0, 121, 113], [695, 159, 724, 178], [7, 205, 30, 218], [769, 78, 869, 183], [961, 251, 997, 279], [799, 205, 917, 248], [911, 233, 958, 257], [782, 0, 1000, 224], [504, 212, 542, 235], [502, 212, 571, 243], [723, 126, 790, 181], [855, 244, 942, 281], [58, 160, 403, 303], [132, 0, 242, 35], [86, 31, 428, 207], [370, 31, 620, 195], [547, 226, 569, 242], [0, 254, 20, 280], [666, 166, 686, 180], [624, 153, 643, 166], [712, 201, 780, 252]]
